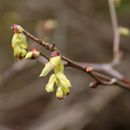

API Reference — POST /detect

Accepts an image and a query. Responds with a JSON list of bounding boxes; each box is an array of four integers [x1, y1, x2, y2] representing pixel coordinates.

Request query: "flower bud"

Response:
[[118, 27, 130, 37], [62, 85, 70, 96], [45, 74, 56, 92], [50, 56, 61, 68], [40, 55, 62, 77], [85, 66, 93, 72], [51, 53, 64, 73], [32, 48, 40, 58], [25, 49, 40, 59], [54, 62, 64, 73], [25, 52, 33, 59], [11, 24, 24, 33], [89, 81, 99, 88], [56, 72, 71, 88], [43, 19, 57, 33], [56, 86, 64, 99], [13, 46, 28, 59], [51, 51, 60, 57], [12, 33, 28, 59]]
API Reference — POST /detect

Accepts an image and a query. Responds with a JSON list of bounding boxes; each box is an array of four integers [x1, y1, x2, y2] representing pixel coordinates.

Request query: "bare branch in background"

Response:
[[0, 79, 43, 110], [108, 0, 121, 64], [75, 62, 124, 79], [0, 56, 47, 89]]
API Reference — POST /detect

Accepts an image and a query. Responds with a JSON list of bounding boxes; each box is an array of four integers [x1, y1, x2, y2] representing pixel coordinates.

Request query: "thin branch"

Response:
[[75, 62, 124, 79], [108, 0, 121, 64], [21, 27, 130, 90], [40, 53, 50, 61]]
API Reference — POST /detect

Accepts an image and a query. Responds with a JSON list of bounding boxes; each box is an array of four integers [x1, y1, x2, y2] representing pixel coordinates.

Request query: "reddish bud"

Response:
[[11, 24, 24, 33], [89, 81, 99, 88], [43, 20, 57, 33], [85, 66, 93, 72], [51, 51, 60, 57], [31, 48, 40, 58], [32, 48, 38, 54]]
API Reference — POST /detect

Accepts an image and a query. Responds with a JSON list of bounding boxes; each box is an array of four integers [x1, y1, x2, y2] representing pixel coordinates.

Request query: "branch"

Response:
[[21, 27, 130, 90], [108, 0, 121, 64], [74, 62, 124, 79]]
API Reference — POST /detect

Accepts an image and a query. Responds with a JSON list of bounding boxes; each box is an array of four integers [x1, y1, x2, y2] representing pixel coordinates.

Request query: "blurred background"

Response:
[[0, 0, 130, 130]]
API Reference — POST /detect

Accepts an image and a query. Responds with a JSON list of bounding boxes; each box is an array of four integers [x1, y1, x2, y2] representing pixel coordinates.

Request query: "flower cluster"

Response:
[[11, 25, 71, 100], [11, 24, 40, 59], [40, 51, 71, 99], [11, 24, 29, 59]]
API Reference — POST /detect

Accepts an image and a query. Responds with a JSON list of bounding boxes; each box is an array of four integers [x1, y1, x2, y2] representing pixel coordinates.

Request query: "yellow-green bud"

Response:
[[62, 85, 70, 95], [118, 27, 130, 37], [56, 72, 71, 88], [54, 62, 64, 73], [56, 86, 64, 99], [45, 74, 56, 92], [39, 56, 62, 77], [55, 78, 70, 97], [25, 52, 33, 59], [50, 56, 61, 68], [40, 52, 71, 99], [12, 33, 28, 59], [114, 0, 121, 7], [25, 49, 40, 59]]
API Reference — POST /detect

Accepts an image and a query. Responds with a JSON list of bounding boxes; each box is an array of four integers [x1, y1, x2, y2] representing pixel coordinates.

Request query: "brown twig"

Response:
[[21, 28, 130, 90], [40, 53, 50, 61], [75, 62, 124, 79]]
